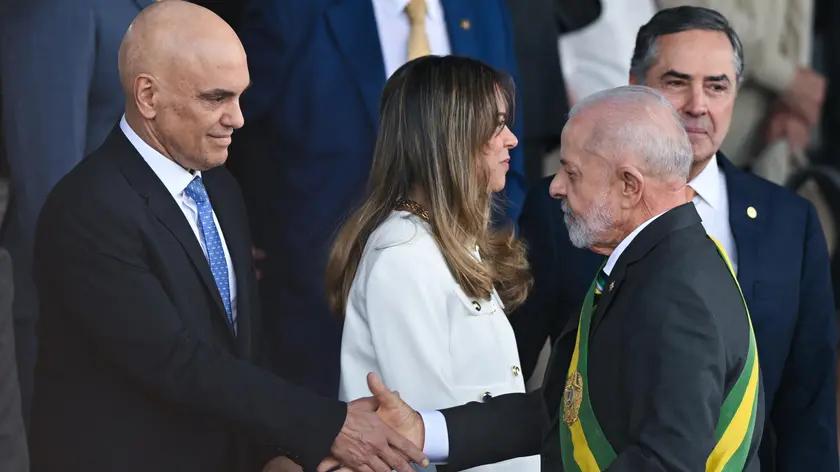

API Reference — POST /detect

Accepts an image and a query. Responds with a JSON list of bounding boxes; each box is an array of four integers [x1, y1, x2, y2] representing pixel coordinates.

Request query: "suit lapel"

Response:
[[441, 0, 479, 56], [589, 204, 702, 335], [203, 170, 253, 356], [719, 155, 768, 304], [113, 129, 236, 341], [589, 266, 626, 336], [326, 0, 387, 127], [147, 195, 235, 340]]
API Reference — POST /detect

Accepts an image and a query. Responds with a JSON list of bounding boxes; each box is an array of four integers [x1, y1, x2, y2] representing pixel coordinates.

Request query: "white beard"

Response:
[[562, 196, 614, 249]]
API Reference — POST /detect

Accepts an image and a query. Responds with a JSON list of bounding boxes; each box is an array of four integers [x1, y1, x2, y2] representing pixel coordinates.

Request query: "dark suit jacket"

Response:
[[440, 204, 765, 471], [0, 0, 154, 426], [230, 0, 527, 397], [513, 155, 839, 471], [0, 249, 28, 472], [29, 127, 347, 472]]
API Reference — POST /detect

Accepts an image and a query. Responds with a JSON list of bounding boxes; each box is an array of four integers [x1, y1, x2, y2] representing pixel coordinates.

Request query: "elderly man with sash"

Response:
[[329, 84, 765, 472]]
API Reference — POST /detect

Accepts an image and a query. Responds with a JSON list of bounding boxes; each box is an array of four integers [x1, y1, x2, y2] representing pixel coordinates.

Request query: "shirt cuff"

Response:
[[418, 410, 449, 464]]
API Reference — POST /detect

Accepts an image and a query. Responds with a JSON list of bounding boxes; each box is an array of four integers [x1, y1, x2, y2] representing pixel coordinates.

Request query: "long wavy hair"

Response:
[[326, 55, 532, 316]]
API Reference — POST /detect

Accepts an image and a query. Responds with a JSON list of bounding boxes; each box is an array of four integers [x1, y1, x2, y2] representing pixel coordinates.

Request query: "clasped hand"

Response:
[[317, 373, 427, 472]]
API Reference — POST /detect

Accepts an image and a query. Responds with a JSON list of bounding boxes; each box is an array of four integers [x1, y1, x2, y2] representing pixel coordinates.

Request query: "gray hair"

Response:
[[630, 6, 744, 87], [567, 85, 693, 181]]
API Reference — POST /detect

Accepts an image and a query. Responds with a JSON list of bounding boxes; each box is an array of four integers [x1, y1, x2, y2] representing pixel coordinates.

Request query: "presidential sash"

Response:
[[558, 236, 760, 472]]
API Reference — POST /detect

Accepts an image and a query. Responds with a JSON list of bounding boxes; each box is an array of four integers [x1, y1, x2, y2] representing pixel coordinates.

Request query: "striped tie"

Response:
[[594, 270, 608, 305]]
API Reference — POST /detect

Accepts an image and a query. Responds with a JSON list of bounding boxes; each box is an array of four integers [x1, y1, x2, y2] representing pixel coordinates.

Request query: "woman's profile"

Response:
[[326, 55, 538, 472]]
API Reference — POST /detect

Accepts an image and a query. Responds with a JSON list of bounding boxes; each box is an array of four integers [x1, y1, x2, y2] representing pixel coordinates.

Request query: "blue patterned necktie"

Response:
[[184, 176, 235, 330]]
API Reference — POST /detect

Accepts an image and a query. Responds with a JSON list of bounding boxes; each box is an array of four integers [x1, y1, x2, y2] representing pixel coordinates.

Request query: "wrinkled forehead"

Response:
[[650, 30, 737, 83]]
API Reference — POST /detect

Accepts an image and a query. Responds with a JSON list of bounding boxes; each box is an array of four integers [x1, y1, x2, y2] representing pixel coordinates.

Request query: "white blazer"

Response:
[[339, 211, 540, 472]]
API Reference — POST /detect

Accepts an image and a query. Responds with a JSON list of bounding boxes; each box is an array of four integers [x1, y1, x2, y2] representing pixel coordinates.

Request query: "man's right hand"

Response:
[[323, 375, 429, 472], [367, 372, 425, 450], [318, 373, 428, 472]]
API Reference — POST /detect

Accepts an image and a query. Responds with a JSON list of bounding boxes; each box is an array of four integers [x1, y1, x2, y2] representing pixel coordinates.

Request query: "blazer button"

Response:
[[481, 391, 493, 402], [471, 301, 481, 311], [512, 365, 521, 377]]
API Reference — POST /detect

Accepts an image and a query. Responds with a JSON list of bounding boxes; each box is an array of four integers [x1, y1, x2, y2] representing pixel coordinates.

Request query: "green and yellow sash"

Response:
[[558, 236, 759, 472]]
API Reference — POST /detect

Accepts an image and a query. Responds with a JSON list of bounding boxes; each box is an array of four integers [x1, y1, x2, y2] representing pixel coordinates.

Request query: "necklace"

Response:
[[394, 198, 430, 222]]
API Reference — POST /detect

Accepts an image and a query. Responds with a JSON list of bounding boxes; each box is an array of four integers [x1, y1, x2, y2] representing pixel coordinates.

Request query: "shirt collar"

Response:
[[687, 153, 722, 210], [120, 115, 200, 198], [602, 211, 665, 276], [382, 0, 442, 21]]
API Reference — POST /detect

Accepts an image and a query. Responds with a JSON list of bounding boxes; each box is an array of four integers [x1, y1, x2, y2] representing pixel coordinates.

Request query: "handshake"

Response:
[[267, 373, 431, 472]]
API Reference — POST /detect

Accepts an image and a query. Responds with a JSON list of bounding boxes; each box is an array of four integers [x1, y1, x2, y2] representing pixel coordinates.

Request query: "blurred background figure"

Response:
[[559, 0, 656, 102], [0, 0, 155, 430], [505, 0, 602, 181], [0, 248, 27, 472], [541, 0, 655, 176]]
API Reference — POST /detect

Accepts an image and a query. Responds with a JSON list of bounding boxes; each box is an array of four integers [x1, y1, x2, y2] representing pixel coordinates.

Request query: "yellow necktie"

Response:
[[405, 0, 431, 60]]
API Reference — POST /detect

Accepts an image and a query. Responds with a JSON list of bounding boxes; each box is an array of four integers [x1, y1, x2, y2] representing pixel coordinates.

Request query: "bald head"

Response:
[[119, 1, 244, 95], [563, 85, 693, 183], [118, 0, 249, 172]]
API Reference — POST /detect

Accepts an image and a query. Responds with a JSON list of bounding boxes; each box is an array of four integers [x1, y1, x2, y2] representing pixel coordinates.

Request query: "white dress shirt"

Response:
[[371, 0, 452, 78], [119, 116, 238, 322], [688, 154, 738, 274], [340, 211, 539, 472], [560, 0, 657, 100]]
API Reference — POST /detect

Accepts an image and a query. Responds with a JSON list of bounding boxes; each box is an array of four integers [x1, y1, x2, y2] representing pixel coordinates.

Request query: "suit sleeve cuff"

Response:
[[419, 410, 449, 463]]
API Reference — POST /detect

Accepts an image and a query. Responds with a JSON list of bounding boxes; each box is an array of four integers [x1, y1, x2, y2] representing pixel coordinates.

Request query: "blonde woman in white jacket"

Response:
[[326, 55, 540, 472]]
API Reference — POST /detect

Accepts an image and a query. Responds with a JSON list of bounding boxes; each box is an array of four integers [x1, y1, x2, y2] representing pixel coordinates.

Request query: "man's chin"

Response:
[[689, 140, 716, 159], [565, 226, 589, 249], [588, 244, 612, 256]]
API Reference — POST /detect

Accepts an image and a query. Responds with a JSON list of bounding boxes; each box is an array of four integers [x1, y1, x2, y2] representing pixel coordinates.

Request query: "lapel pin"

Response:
[[460, 19, 471, 30], [746, 206, 757, 219], [608, 281, 615, 291]]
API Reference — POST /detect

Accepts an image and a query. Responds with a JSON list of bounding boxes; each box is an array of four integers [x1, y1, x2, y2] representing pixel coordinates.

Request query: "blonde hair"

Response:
[[326, 56, 532, 316]]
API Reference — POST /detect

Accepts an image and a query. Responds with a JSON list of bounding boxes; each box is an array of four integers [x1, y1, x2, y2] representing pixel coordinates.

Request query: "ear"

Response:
[[618, 165, 644, 208], [628, 73, 640, 85], [135, 74, 158, 120]]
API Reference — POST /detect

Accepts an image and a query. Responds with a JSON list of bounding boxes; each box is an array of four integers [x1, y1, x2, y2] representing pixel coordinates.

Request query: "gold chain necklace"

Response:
[[394, 198, 430, 222]]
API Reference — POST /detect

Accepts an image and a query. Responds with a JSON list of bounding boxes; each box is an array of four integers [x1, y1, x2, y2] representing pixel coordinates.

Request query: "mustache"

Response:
[[560, 199, 573, 216], [561, 200, 579, 226]]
